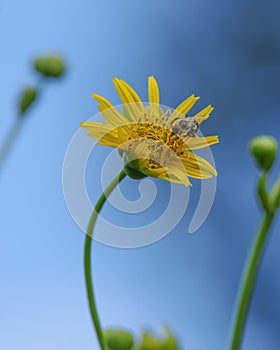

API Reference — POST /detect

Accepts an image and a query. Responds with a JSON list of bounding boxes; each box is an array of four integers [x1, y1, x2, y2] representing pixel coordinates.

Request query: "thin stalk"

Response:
[[0, 117, 24, 174], [84, 169, 127, 350], [228, 212, 275, 350]]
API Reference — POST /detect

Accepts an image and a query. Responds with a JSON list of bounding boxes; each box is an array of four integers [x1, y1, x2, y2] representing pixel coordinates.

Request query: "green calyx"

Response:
[[120, 152, 147, 180], [104, 329, 134, 350], [34, 55, 65, 78], [249, 135, 278, 173], [124, 161, 147, 180], [268, 176, 280, 211]]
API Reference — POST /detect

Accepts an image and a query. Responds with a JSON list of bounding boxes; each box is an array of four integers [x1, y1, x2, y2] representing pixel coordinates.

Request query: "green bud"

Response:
[[161, 329, 178, 350], [162, 333, 178, 350], [19, 87, 38, 114], [34, 55, 65, 78], [249, 135, 278, 172], [139, 332, 162, 350], [104, 329, 134, 350], [138, 329, 178, 350]]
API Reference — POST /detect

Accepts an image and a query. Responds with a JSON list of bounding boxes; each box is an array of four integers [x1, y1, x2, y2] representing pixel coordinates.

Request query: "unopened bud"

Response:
[[19, 87, 38, 115], [34, 55, 65, 78], [139, 332, 162, 350], [138, 329, 178, 350], [249, 135, 278, 172], [104, 329, 134, 350]]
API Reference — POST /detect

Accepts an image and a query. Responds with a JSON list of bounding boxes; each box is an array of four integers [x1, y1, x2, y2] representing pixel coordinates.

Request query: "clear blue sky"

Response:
[[1, 0, 280, 349]]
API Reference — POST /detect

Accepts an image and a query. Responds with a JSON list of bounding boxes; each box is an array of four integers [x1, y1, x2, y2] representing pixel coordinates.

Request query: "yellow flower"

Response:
[[81, 77, 219, 186]]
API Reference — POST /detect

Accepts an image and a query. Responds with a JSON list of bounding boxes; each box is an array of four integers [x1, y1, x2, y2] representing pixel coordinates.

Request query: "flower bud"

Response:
[[138, 329, 178, 350], [139, 332, 162, 349], [249, 135, 278, 172], [34, 55, 65, 78], [19, 87, 38, 114], [104, 329, 134, 350]]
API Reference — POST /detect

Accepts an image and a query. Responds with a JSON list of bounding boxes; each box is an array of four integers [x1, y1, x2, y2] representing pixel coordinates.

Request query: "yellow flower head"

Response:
[[81, 77, 219, 186]]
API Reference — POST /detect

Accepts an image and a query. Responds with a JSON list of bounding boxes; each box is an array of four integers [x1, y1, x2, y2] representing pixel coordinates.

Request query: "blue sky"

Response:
[[1, 0, 280, 349]]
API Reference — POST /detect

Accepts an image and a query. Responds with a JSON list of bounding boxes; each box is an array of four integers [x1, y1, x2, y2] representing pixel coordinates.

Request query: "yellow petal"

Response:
[[97, 103, 129, 127], [195, 105, 214, 124], [119, 79, 145, 109], [157, 155, 192, 186], [80, 122, 130, 149], [97, 138, 120, 148], [80, 122, 117, 139], [91, 93, 128, 126], [139, 161, 191, 187], [113, 78, 143, 120], [169, 94, 200, 123], [165, 167, 192, 186], [148, 76, 160, 105], [181, 152, 217, 178], [182, 135, 219, 151], [100, 124, 131, 147], [116, 126, 133, 150], [148, 76, 161, 118], [182, 165, 213, 179]]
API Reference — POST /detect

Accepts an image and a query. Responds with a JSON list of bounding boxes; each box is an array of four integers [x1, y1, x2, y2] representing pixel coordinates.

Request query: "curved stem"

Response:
[[0, 118, 24, 174], [229, 212, 275, 350], [84, 169, 127, 350]]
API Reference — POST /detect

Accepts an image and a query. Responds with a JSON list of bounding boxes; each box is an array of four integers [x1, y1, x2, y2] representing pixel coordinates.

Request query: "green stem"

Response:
[[229, 211, 275, 350], [257, 173, 269, 212], [0, 117, 24, 174], [84, 169, 127, 350]]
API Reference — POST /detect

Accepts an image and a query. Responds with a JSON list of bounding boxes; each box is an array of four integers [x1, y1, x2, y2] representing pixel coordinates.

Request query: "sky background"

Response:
[[1, 0, 280, 349]]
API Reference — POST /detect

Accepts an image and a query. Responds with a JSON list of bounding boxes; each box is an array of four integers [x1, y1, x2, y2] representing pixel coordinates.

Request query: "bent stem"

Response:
[[84, 169, 127, 350], [229, 211, 275, 350]]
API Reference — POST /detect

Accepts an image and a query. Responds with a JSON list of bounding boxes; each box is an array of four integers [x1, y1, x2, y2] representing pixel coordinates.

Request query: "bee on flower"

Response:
[[81, 77, 219, 186]]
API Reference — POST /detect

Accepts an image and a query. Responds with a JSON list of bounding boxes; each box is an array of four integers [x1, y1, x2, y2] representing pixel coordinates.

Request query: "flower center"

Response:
[[125, 118, 188, 166]]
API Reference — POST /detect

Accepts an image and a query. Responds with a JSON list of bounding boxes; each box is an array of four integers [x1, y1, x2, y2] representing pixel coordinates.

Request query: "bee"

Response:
[[172, 115, 204, 137]]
